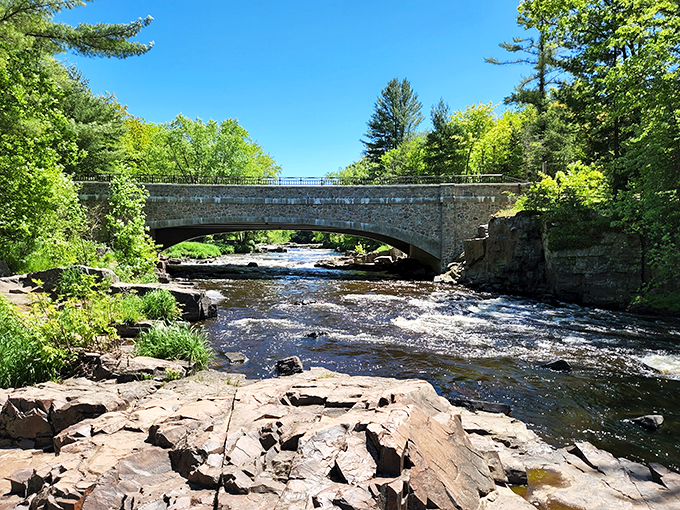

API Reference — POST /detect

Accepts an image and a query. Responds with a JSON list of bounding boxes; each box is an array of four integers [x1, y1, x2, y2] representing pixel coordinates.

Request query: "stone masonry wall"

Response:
[[79, 182, 526, 271]]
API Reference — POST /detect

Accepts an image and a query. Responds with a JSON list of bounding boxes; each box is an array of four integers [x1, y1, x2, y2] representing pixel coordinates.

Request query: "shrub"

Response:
[[105, 172, 158, 281], [141, 289, 180, 321], [515, 162, 614, 251], [133, 322, 213, 370], [0, 297, 64, 388], [56, 267, 106, 299]]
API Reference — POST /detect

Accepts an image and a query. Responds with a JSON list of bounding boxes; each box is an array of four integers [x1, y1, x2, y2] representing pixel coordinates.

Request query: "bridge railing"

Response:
[[73, 173, 528, 186]]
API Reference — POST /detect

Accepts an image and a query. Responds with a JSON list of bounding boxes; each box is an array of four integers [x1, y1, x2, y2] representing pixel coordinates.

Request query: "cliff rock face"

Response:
[[462, 214, 547, 295], [544, 231, 642, 307], [461, 215, 643, 309]]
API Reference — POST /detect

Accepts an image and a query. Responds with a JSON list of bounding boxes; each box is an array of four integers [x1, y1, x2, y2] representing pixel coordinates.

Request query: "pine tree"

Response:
[[362, 78, 423, 163]]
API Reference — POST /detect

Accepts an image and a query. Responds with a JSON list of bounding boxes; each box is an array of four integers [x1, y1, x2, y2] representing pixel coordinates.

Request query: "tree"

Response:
[[0, 0, 153, 271], [472, 108, 529, 177], [159, 115, 280, 181], [362, 78, 423, 163], [449, 102, 496, 174], [380, 136, 427, 177], [423, 99, 467, 175], [0, 0, 153, 58], [59, 68, 128, 175], [485, 11, 561, 113]]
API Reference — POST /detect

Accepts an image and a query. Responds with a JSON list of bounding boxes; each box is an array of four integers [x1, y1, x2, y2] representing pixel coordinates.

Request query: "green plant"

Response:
[[133, 322, 213, 370], [0, 296, 65, 388], [164, 368, 184, 381], [56, 267, 101, 299], [163, 241, 222, 259], [105, 172, 158, 281], [515, 162, 614, 251], [140, 289, 180, 321], [114, 293, 145, 324]]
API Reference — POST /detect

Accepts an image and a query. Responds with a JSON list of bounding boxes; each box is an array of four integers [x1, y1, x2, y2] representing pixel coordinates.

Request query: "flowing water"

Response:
[[190, 248, 680, 471]]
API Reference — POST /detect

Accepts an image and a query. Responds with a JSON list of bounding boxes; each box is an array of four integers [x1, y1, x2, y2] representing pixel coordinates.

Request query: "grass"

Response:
[[133, 322, 213, 370], [114, 293, 145, 324], [140, 289, 180, 321], [163, 241, 222, 259]]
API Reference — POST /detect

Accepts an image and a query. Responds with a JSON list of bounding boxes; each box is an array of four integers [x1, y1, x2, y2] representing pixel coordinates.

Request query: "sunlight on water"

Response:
[[639, 354, 680, 379], [198, 247, 680, 471]]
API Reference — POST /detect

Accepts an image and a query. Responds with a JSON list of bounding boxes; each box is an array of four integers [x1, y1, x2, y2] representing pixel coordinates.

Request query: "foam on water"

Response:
[[639, 354, 680, 378]]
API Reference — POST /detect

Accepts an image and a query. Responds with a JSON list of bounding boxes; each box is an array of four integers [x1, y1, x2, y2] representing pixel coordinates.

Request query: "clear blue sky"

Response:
[[56, 1, 532, 177]]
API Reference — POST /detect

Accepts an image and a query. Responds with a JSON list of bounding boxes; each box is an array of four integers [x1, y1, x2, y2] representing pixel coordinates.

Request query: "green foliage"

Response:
[[380, 136, 427, 176], [631, 291, 680, 315], [324, 157, 378, 183], [127, 114, 281, 180], [59, 68, 128, 175], [312, 232, 384, 253], [516, 162, 613, 250], [30, 283, 116, 354], [105, 172, 158, 280], [0, 296, 63, 388], [423, 99, 466, 175], [134, 322, 213, 370], [0, 0, 153, 58], [113, 293, 144, 324], [362, 78, 423, 163], [140, 289, 180, 321], [164, 242, 222, 259], [516, 162, 610, 213]]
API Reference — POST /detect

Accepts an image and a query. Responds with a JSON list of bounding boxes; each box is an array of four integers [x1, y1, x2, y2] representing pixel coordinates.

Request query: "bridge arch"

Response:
[[148, 215, 438, 259]]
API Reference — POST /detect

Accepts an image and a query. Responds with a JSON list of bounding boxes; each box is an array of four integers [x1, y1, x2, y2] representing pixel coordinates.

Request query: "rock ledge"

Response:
[[1, 369, 678, 510]]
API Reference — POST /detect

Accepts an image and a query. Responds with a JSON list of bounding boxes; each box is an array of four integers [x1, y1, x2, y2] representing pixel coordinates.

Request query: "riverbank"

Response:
[[454, 213, 680, 315], [2, 366, 679, 510]]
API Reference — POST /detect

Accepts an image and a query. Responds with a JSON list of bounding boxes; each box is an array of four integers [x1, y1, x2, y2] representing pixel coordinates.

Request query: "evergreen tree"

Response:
[[59, 68, 128, 175], [423, 99, 466, 175], [362, 78, 423, 163], [0, 0, 153, 58]]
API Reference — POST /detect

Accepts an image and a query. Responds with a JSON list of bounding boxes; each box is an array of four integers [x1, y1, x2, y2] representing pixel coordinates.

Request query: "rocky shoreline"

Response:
[[1, 364, 679, 510]]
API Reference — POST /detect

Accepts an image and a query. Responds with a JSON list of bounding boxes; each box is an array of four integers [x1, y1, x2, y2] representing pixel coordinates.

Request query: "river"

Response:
[[189, 248, 680, 471]]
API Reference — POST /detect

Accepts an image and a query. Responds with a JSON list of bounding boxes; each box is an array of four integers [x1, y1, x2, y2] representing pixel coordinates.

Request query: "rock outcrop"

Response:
[[460, 214, 645, 309], [1, 369, 678, 510]]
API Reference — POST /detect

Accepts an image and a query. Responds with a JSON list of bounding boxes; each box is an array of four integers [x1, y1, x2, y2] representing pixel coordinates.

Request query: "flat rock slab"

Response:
[[1, 369, 679, 510]]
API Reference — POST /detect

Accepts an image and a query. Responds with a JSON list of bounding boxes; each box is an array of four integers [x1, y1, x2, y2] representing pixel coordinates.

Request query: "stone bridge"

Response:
[[78, 181, 528, 272]]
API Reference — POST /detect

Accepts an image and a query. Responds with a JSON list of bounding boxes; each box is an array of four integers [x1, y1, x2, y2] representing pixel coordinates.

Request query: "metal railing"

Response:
[[73, 172, 528, 186]]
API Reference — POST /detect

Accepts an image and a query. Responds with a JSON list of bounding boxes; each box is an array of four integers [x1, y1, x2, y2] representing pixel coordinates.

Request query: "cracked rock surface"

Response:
[[1, 368, 679, 509]]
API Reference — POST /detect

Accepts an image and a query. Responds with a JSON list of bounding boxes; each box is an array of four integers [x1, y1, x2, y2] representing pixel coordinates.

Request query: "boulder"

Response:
[[222, 351, 249, 364], [0, 260, 11, 277], [542, 359, 573, 372], [92, 353, 189, 382], [276, 356, 304, 376], [631, 414, 664, 431], [449, 398, 512, 415], [22, 265, 119, 292]]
